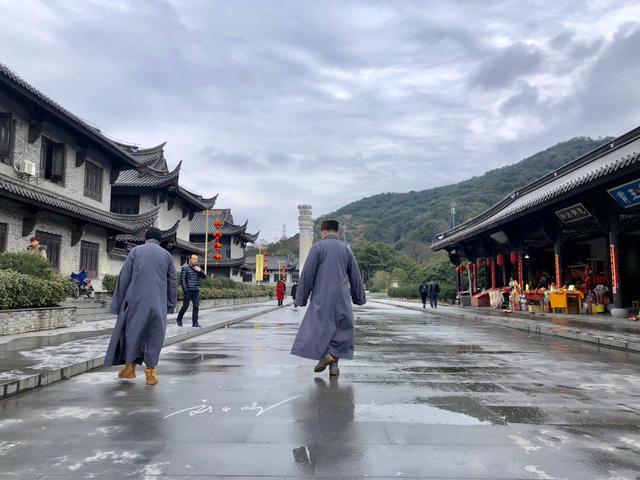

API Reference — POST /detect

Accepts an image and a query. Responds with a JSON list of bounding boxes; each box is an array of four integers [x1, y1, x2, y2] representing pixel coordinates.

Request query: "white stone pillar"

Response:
[[298, 204, 313, 273]]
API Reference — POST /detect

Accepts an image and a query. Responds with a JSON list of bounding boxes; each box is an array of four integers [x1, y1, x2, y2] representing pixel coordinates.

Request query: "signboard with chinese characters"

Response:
[[608, 178, 640, 208], [555, 203, 592, 224], [610, 245, 619, 294], [255, 254, 264, 282]]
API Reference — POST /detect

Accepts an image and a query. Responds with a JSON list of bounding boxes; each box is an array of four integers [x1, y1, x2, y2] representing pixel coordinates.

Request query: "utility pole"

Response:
[[450, 202, 456, 228]]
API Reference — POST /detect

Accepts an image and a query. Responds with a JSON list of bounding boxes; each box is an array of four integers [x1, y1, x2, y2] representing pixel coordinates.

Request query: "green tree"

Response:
[[370, 271, 392, 292]]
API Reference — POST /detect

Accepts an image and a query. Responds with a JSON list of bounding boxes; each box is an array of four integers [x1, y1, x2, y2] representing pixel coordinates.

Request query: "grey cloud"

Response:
[[472, 43, 544, 89]]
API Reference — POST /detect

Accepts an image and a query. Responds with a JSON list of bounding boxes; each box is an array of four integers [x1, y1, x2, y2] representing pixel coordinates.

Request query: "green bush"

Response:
[[0, 270, 68, 310], [387, 286, 421, 299], [0, 252, 54, 279], [102, 274, 118, 294]]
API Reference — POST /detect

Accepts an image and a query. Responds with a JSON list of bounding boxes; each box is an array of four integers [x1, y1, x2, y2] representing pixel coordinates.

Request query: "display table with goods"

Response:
[[549, 290, 585, 314], [487, 288, 510, 308]]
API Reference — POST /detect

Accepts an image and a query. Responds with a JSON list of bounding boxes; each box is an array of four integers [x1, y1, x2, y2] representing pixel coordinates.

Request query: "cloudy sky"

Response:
[[1, 0, 639, 240]]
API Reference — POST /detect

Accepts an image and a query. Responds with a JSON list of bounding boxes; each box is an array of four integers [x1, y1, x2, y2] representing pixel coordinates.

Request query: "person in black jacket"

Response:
[[177, 254, 206, 327], [291, 282, 298, 308], [429, 279, 440, 309]]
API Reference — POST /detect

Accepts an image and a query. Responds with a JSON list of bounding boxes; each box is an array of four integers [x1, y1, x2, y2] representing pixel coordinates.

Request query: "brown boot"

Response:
[[314, 354, 338, 373], [118, 363, 136, 379], [145, 367, 158, 386]]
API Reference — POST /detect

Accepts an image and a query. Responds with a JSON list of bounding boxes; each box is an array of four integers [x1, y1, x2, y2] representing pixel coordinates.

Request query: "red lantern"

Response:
[[485, 258, 491, 268], [264, 252, 269, 257], [213, 242, 222, 250], [214, 219, 223, 229], [510, 251, 518, 265], [213, 253, 222, 261], [213, 232, 222, 240], [476, 258, 483, 270], [496, 254, 505, 267]]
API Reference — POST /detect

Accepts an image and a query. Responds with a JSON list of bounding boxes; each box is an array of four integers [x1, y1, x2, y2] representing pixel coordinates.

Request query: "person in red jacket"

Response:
[[276, 280, 286, 307]]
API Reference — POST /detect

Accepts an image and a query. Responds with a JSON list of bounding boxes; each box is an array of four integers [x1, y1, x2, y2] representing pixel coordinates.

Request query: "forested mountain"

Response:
[[317, 137, 612, 262]]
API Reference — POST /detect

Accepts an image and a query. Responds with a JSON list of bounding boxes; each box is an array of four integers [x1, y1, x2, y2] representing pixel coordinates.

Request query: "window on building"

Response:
[[111, 195, 140, 214], [36, 230, 62, 270], [242, 272, 253, 283], [0, 113, 14, 163], [84, 162, 103, 201], [273, 273, 280, 282], [0, 223, 7, 252], [79, 241, 99, 278], [40, 137, 65, 184]]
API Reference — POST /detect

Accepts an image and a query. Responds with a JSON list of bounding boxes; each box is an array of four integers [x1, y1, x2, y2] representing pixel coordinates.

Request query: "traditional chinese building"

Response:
[[109, 142, 217, 272], [190, 209, 259, 280], [431, 125, 640, 316], [242, 254, 299, 286], [0, 63, 158, 289]]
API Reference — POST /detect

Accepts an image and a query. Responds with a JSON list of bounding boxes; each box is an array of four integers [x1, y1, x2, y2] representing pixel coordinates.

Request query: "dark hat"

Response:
[[320, 220, 339, 231], [144, 227, 163, 242]]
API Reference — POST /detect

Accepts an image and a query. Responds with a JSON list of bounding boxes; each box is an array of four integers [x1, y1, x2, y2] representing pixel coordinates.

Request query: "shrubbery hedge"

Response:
[[388, 283, 457, 302], [0, 252, 54, 279], [102, 274, 118, 294], [0, 270, 69, 310]]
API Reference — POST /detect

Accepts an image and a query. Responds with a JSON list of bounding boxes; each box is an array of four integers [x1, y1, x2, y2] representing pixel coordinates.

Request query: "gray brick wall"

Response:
[[0, 307, 76, 335]]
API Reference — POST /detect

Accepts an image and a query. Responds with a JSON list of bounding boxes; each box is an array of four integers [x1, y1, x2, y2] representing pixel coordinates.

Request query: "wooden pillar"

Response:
[[554, 234, 562, 288], [609, 212, 622, 308], [491, 257, 496, 289], [517, 246, 524, 290]]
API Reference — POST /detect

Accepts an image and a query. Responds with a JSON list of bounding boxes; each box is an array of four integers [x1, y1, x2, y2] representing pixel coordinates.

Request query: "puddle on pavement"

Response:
[[415, 396, 505, 424], [484, 405, 548, 424], [411, 382, 507, 393], [354, 403, 494, 425], [398, 366, 503, 374]]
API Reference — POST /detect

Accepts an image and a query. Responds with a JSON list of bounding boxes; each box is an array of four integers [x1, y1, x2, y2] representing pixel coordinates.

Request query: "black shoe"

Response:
[[176, 319, 183, 327], [192, 323, 202, 328]]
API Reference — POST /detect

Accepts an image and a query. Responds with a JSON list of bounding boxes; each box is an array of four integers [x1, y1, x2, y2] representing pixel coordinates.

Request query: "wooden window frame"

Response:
[[35, 230, 62, 270], [83, 161, 103, 201], [40, 136, 66, 184], [0, 222, 7, 252], [79, 240, 99, 278], [0, 112, 15, 164], [110, 195, 140, 215]]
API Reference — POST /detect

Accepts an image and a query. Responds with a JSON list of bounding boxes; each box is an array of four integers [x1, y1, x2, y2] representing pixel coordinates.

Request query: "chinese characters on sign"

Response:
[[610, 245, 619, 295], [255, 254, 264, 282], [608, 178, 640, 208], [555, 203, 592, 224]]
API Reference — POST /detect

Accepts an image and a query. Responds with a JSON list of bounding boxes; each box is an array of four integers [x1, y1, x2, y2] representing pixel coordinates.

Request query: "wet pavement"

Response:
[[2, 302, 640, 479]]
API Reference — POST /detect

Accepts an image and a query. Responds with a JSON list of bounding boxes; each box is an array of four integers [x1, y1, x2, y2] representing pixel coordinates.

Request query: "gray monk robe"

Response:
[[291, 234, 366, 360], [104, 239, 177, 368]]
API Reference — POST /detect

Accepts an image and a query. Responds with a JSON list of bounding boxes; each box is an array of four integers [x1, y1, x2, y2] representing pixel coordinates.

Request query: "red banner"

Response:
[[555, 254, 561, 287], [490, 258, 496, 288], [518, 254, 523, 290], [610, 244, 619, 294]]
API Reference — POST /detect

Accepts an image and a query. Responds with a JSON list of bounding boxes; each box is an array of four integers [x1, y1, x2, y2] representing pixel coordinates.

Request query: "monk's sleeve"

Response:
[[295, 245, 320, 307], [109, 250, 135, 314], [167, 258, 178, 314], [348, 250, 367, 305]]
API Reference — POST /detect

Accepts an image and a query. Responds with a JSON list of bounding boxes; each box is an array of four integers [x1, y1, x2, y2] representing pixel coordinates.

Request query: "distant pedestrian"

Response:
[[104, 227, 177, 386], [276, 280, 286, 306], [429, 279, 440, 308], [291, 220, 366, 377], [291, 281, 298, 308], [177, 254, 206, 327], [419, 281, 428, 308], [26, 236, 47, 260]]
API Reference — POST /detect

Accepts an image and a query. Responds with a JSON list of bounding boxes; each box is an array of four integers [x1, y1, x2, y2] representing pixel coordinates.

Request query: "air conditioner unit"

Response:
[[19, 160, 37, 177]]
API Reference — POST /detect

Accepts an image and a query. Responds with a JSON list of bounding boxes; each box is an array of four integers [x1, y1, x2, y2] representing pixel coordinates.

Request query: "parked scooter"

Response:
[[70, 271, 94, 298]]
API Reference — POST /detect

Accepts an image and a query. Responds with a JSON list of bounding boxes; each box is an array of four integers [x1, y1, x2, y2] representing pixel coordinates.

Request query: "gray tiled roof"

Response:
[[114, 162, 181, 188], [431, 130, 640, 251], [116, 142, 168, 170], [191, 210, 257, 242], [0, 63, 139, 168], [0, 172, 159, 233]]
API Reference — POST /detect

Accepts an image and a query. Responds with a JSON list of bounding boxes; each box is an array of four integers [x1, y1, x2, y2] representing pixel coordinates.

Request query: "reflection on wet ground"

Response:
[[3, 302, 640, 478]]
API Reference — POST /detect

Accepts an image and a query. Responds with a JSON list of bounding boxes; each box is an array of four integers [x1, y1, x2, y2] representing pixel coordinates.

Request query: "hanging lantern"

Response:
[[264, 252, 269, 257], [476, 258, 483, 270], [214, 219, 223, 229], [213, 253, 222, 261], [485, 258, 491, 268], [510, 251, 518, 265], [496, 254, 505, 267], [213, 231, 222, 240], [213, 242, 223, 250]]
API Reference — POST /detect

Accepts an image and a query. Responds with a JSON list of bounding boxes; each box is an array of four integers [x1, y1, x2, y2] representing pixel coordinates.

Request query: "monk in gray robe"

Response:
[[291, 220, 366, 376], [104, 227, 177, 385]]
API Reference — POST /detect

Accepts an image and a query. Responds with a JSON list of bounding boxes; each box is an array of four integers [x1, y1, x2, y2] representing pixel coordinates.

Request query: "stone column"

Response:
[[298, 204, 313, 273]]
